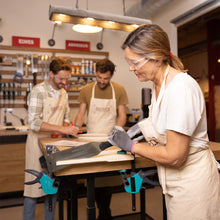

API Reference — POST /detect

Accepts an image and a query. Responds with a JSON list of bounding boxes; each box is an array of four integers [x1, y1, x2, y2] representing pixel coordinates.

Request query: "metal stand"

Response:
[[87, 175, 96, 220]]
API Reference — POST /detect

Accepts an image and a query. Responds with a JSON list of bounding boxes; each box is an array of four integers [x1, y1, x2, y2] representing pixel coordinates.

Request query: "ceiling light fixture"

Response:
[[49, 5, 151, 32], [53, 20, 62, 25], [72, 24, 103, 33]]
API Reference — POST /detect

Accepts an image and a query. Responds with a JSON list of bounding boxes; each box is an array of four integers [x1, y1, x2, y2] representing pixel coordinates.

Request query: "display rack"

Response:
[[0, 45, 109, 108]]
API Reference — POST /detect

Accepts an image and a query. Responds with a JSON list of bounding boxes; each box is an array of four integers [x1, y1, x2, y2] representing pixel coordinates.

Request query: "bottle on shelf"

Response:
[[81, 59, 85, 75], [85, 60, 89, 74], [71, 63, 75, 76], [89, 60, 93, 74], [93, 61, 96, 74], [75, 64, 80, 75]]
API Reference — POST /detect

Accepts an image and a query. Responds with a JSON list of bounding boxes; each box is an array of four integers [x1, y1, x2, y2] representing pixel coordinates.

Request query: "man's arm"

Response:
[[74, 102, 87, 128], [40, 121, 79, 136], [116, 104, 127, 127]]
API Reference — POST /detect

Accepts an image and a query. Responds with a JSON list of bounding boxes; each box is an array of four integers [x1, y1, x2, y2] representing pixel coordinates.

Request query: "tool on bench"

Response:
[[70, 121, 83, 134], [46, 145, 60, 154], [119, 168, 159, 213], [25, 169, 59, 213], [24, 169, 59, 195], [120, 169, 160, 194], [44, 141, 113, 172], [45, 122, 145, 173]]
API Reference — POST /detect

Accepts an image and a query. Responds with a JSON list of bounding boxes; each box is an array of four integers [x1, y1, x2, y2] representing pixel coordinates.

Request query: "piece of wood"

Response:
[[39, 138, 220, 177], [56, 148, 134, 166]]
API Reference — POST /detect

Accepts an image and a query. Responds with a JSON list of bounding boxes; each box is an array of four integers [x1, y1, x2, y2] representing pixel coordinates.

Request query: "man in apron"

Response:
[[75, 58, 128, 219], [23, 58, 79, 220]]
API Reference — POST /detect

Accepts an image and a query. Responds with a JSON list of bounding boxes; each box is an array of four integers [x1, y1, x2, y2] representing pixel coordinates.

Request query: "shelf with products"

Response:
[[0, 45, 108, 109]]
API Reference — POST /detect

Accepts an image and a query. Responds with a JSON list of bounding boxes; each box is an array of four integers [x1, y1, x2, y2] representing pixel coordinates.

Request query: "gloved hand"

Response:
[[108, 125, 125, 136], [108, 126, 125, 146], [108, 127, 137, 153], [127, 122, 144, 142]]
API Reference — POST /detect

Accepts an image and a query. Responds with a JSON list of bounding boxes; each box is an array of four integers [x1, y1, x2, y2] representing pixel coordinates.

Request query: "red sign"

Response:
[[66, 40, 90, 51], [12, 36, 40, 48]]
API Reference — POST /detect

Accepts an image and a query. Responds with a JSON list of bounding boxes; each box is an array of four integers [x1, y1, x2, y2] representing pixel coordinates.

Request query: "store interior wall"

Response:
[[0, 0, 215, 126]]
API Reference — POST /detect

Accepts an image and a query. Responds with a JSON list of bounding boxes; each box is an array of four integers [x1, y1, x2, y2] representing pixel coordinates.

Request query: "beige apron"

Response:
[[87, 82, 117, 135], [139, 66, 220, 219], [87, 82, 121, 187], [24, 86, 67, 198]]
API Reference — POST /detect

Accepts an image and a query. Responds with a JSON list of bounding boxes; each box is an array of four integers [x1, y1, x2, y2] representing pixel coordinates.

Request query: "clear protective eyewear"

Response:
[[125, 56, 149, 70], [54, 75, 69, 82]]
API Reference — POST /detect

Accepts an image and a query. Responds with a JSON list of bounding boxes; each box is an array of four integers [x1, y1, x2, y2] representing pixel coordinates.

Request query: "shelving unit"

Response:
[[0, 45, 109, 108]]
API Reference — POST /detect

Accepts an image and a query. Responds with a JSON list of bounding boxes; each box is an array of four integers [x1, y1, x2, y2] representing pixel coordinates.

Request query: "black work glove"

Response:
[[108, 127, 137, 153]]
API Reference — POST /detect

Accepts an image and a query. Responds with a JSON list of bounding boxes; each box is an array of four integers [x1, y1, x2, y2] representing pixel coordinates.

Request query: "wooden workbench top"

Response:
[[39, 137, 220, 176]]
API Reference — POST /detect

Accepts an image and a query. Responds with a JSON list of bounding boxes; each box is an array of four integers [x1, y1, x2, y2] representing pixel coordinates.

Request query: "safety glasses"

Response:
[[125, 57, 149, 70]]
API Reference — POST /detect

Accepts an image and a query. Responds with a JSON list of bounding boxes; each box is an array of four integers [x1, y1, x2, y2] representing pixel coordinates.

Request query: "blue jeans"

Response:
[[23, 194, 57, 220]]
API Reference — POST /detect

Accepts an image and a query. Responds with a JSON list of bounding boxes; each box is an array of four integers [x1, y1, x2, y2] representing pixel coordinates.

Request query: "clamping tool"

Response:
[[119, 169, 159, 194], [24, 169, 59, 195], [46, 145, 60, 154]]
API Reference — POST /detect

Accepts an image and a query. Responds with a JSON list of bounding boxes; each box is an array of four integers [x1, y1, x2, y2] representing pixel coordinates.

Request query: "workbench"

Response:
[[39, 138, 220, 220], [0, 125, 28, 144]]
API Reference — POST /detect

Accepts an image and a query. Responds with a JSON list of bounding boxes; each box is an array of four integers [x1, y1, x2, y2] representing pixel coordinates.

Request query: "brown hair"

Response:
[[96, 58, 115, 75], [49, 57, 71, 75], [122, 24, 186, 72]]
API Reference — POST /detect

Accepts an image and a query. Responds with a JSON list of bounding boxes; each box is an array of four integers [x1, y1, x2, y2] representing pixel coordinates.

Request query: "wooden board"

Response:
[[39, 138, 220, 176], [56, 149, 134, 166], [39, 138, 134, 166]]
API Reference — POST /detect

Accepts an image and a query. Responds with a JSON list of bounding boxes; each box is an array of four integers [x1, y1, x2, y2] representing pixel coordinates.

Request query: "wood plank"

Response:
[[39, 138, 220, 176]]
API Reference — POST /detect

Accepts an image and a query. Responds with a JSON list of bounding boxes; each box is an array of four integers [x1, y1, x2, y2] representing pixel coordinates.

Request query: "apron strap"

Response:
[[92, 82, 116, 99], [43, 82, 64, 105]]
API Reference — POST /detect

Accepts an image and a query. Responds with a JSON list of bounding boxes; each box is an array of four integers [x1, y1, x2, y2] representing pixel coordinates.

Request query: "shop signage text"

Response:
[[66, 40, 90, 51], [12, 36, 40, 48]]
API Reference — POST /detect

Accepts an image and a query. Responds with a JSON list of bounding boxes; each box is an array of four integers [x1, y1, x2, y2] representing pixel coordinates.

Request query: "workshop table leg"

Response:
[[58, 194, 64, 220], [140, 188, 146, 220], [71, 188, 78, 220], [67, 196, 71, 220], [87, 176, 96, 220]]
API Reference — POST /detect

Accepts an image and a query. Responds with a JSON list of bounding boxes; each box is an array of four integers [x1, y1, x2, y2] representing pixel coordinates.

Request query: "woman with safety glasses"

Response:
[[110, 24, 220, 220]]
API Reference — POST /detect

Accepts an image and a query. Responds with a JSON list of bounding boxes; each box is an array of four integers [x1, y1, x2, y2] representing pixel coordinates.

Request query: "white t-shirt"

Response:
[[151, 72, 209, 148]]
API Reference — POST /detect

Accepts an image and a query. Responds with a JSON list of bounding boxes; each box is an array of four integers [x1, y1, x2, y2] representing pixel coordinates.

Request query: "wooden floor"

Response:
[[0, 186, 163, 220]]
